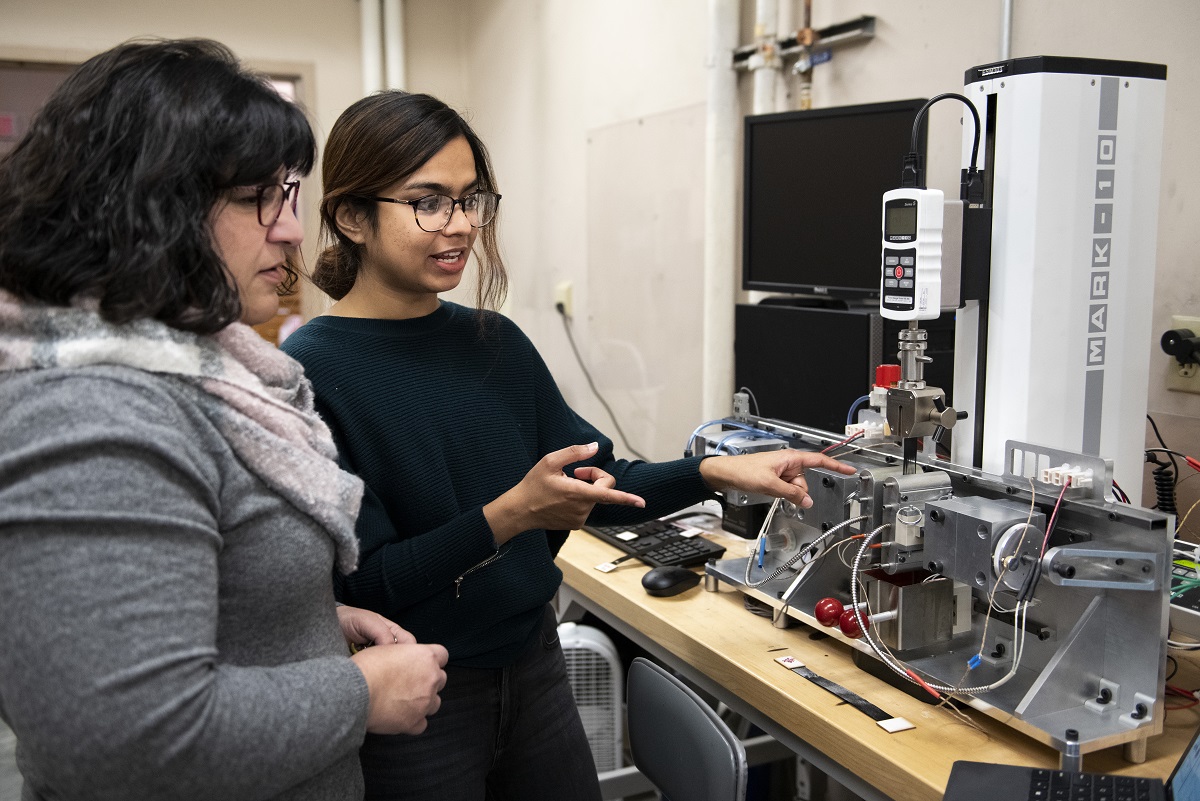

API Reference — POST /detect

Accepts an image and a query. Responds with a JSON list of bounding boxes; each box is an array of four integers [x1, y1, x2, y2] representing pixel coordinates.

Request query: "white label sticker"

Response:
[[877, 717, 915, 733]]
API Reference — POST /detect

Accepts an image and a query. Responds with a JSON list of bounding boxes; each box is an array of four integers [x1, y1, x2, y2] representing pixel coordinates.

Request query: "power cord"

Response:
[[901, 92, 984, 201], [1148, 414, 1182, 513], [555, 302, 650, 462]]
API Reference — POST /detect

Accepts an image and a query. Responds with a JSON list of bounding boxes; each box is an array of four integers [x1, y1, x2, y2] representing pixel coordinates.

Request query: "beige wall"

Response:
[[0, 0, 363, 319], [0, 0, 361, 134], [3, 0, 1197, 521], [397, 0, 1200, 522]]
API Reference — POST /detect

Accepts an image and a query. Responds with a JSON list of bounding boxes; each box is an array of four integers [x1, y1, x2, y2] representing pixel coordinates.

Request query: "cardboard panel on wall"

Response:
[[584, 104, 706, 462]]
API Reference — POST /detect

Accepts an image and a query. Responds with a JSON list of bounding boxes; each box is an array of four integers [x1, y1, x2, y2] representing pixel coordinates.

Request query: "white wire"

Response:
[[777, 518, 871, 600], [742, 509, 868, 589], [848, 525, 1030, 696], [1168, 639, 1200, 651]]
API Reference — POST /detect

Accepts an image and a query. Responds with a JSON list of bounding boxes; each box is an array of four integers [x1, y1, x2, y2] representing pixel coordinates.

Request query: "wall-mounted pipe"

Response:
[[751, 0, 780, 115], [774, 0, 793, 111], [702, 0, 740, 421], [360, 0, 383, 96], [383, 0, 406, 90], [1000, 0, 1013, 60]]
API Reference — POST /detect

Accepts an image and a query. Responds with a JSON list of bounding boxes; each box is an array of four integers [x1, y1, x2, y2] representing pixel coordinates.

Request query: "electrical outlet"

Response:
[[1165, 315, 1200, 394], [554, 281, 573, 319]]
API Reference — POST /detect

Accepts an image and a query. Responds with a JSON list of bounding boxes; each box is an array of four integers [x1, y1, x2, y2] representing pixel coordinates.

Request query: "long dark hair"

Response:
[[314, 91, 507, 311], [0, 38, 315, 334]]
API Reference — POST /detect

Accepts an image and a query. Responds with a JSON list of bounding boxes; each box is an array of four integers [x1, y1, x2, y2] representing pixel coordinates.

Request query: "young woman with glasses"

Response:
[[281, 90, 855, 801], [0, 40, 449, 800]]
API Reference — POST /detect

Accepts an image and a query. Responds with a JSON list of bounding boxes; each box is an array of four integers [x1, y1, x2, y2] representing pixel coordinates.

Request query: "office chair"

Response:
[[626, 657, 748, 801]]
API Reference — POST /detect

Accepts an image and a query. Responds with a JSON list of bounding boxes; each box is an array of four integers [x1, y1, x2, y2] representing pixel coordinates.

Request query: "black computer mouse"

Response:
[[641, 565, 701, 597]]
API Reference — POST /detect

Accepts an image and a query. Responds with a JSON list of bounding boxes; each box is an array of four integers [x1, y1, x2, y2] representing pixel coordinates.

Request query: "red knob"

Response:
[[814, 597, 844, 627], [838, 608, 865, 639], [875, 364, 901, 388]]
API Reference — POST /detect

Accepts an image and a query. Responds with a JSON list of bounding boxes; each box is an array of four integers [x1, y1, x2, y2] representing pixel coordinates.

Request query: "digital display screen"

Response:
[[886, 204, 918, 238], [742, 99, 927, 300]]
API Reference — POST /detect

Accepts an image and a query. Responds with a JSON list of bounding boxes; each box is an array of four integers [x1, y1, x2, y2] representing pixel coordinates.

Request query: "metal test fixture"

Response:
[[703, 55, 1171, 770]]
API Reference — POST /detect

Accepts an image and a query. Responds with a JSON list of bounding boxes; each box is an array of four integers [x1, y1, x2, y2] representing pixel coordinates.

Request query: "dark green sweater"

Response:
[[283, 301, 712, 667]]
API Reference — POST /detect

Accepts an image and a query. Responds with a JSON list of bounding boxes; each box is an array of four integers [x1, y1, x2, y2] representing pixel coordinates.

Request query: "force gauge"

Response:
[[880, 188, 943, 321]]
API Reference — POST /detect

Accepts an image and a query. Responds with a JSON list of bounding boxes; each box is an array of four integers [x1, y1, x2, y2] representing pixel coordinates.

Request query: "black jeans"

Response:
[[360, 605, 602, 801]]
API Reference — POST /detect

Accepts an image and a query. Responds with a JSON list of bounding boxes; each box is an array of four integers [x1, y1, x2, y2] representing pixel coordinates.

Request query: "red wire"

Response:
[[905, 669, 942, 700], [1038, 478, 1072, 557], [1165, 685, 1199, 710], [822, 430, 864, 454]]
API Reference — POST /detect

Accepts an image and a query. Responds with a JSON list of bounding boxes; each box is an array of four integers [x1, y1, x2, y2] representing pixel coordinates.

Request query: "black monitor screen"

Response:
[[742, 99, 928, 300]]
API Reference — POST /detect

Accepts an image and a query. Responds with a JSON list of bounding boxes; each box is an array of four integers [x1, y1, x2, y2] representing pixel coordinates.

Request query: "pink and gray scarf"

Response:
[[0, 291, 362, 573]]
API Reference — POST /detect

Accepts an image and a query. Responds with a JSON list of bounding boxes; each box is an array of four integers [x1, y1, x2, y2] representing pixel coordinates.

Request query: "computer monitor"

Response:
[[741, 99, 929, 303]]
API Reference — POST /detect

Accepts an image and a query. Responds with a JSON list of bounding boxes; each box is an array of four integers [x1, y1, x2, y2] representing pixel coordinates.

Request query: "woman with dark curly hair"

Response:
[[0, 38, 448, 801]]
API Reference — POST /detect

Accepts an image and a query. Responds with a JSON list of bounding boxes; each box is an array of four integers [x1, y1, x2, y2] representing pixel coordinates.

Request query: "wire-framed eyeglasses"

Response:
[[256, 181, 301, 227], [366, 191, 502, 233]]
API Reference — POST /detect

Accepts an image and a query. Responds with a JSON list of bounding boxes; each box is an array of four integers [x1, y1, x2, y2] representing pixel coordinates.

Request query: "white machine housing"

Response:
[[951, 57, 1167, 496]]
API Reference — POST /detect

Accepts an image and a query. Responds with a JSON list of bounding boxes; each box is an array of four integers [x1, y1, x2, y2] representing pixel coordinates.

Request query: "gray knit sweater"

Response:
[[0, 366, 370, 800]]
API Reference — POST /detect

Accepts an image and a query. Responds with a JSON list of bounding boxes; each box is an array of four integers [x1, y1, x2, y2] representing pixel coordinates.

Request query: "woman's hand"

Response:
[[351, 640, 449, 735], [339, 605, 449, 735], [484, 442, 645, 543], [699, 449, 857, 509], [336, 604, 416, 648]]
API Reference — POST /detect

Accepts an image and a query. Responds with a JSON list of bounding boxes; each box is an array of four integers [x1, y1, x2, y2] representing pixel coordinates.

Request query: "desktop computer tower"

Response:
[[733, 302, 956, 435]]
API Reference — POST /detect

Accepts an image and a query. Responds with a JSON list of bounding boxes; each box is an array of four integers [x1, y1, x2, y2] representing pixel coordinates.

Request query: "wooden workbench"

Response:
[[557, 527, 1200, 801]]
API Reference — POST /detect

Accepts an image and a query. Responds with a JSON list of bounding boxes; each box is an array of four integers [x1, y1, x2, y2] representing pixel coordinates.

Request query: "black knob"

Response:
[[1161, 328, 1200, 365]]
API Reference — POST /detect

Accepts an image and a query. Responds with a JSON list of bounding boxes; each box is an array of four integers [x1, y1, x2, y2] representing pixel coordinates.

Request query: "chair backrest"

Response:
[[626, 657, 747, 801]]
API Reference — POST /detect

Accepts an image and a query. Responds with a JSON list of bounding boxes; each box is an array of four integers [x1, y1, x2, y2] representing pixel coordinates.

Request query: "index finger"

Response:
[[584, 484, 646, 509], [809, 453, 858, 474], [781, 451, 857, 475], [572, 465, 616, 488]]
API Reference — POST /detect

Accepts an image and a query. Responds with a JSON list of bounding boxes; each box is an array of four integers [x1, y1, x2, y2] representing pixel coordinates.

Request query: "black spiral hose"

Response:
[[1152, 460, 1177, 517]]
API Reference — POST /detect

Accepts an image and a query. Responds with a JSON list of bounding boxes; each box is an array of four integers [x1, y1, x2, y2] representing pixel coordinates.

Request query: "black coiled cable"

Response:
[[1154, 462, 1178, 517]]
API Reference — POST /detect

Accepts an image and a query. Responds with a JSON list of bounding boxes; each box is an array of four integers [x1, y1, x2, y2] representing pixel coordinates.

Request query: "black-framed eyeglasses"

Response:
[[366, 191, 502, 233], [256, 181, 301, 227]]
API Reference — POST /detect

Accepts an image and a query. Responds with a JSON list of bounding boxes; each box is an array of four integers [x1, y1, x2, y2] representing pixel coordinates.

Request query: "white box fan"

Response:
[[558, 622, 624, 773]]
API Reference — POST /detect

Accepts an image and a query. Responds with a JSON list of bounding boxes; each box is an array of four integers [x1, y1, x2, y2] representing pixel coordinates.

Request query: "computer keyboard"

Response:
[[1026, 767, 1157, 801], [944, 761, 1167, 801], [582, 518, 726, 568]]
